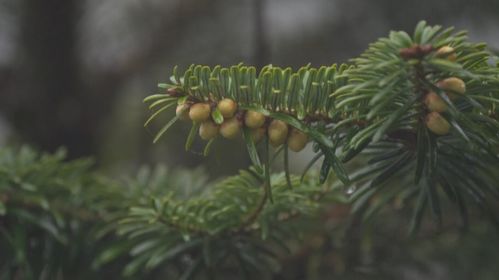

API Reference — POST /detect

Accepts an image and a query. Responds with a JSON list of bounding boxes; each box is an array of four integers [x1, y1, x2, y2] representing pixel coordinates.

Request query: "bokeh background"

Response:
[[1, 1, 499, 279]]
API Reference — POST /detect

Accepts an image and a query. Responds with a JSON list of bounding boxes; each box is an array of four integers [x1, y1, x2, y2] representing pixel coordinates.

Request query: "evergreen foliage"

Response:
[[144, 21, 498, 233], [1, 21, 498, 279]]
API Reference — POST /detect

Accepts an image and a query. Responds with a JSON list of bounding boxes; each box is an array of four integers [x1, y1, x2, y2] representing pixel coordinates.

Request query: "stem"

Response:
[[283, 144, 293, 188], [414, 62, 430, 116], [157, 216, 208, 235], [263, 136, 273, 202], [235, 138, 272, 232], [235, 183, 269, 233]]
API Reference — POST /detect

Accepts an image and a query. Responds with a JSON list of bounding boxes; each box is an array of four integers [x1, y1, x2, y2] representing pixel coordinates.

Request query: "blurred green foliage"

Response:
[[1, 146, 499, 279]]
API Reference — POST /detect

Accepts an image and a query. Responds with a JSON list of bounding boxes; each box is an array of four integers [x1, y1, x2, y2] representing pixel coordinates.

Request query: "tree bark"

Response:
[[2, 0, 89, 158]]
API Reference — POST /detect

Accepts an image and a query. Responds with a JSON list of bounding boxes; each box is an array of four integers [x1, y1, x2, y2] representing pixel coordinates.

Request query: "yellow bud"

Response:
[[199, 121, 219, 140], [424, 91, 447, 112], [426, 112, 451, 135], [250, 127, 266, 143], [435, 46, 457, 61], [175, 104, 190, 121], [287, 128, 308, 152], [188, 103, 211, 122], [268, 120, 288, 147], [437, 77, 466, 100], [220, 117, 241, 139], [244, 111, 266, 129], [217, 99, 238, 118]]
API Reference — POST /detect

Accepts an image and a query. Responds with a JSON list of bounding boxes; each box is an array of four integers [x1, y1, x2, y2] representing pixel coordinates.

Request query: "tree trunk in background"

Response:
[[2, 0, 94, 158], [253, 0, 269, 69], [0, 0, 218, 161]]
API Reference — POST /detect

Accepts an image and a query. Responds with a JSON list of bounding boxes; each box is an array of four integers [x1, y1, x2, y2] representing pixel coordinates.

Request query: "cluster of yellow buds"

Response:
[[423, 46, 465, 136], [176, 98, 309, 152]]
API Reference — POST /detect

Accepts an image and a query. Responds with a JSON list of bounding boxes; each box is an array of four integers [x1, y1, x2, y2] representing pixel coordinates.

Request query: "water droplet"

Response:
[[346, 185, 356, 195]]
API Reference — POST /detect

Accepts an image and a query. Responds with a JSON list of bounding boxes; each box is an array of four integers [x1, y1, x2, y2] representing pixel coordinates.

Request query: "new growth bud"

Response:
[[220, 118, 241, 139], [244, 111, 266, 129], [217, 98, 238, 118], [424, 91, 447, 112], [199, 121, 219, 140], [268, 120, 288, 147], [399, 44, 433, 60], [250, 127, 266, 143], [189, 103, 211, 122], [176, 104, 190, 121], [399, 47, 419, 60], [435, 46, 457, 61], [425, 112, 451, 135], [167, 87, 183, 97], [437, 77, 466, 100], [287, 128, 308, 152]]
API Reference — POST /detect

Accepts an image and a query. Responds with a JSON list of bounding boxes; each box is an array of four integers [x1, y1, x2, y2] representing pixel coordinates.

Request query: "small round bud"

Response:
[[424, 91, 447, 112], [220, 117, 241, 139], [436, 77, 466, 100], [244, 111, 266, 129], [167, 87, 183, 97], [399, 47, 420, 60], [268, 120, 289, 147], [189, 103, 211, 122], [287, 128, 308, 152], [250, 127, 266, 143], [176, 104, 190, 121], [419, 44, 434, 55], [425, 112, 451, 136], [217, 99, 238, 118], [435, 46, 457, 61], [399, 45, 433, 60], [199, 121, 219, 140]]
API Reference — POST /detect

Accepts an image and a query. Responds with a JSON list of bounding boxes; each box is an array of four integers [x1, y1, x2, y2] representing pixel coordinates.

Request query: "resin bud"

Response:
[[424, 91, 447, 113], [436, 77, 466, 100], [250, 127, 266, 143], [217, 98, 238, 118], [189, 103, 211, 122], [287, 128, 308, 152], [426, 112, 451, 135], [199, 121, 219, 140], [244, 111, 266, 129], [268, 120, 289, 147], [176, 104, 190, 121], [435, 46, 457, 61], [220, 117, 241, 139]]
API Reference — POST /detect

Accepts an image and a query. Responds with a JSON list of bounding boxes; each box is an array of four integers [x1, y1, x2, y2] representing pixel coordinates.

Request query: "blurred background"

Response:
[[1, 0, 499, 279]]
